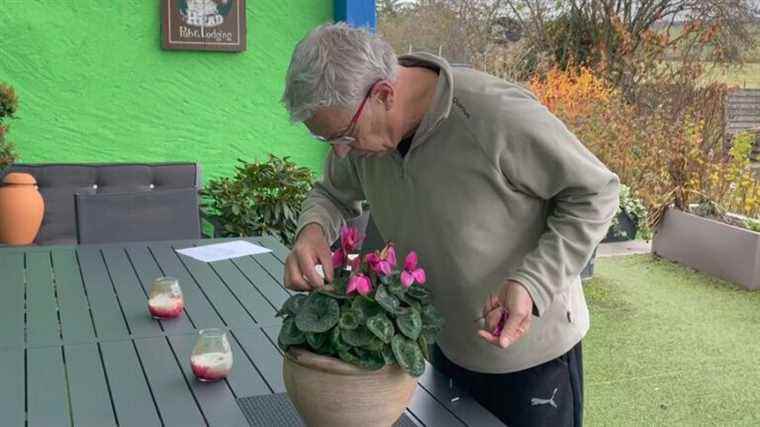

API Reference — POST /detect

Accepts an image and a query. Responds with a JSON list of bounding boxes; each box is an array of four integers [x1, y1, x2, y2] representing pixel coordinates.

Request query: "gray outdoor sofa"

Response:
[[2, 162, 202, 245]]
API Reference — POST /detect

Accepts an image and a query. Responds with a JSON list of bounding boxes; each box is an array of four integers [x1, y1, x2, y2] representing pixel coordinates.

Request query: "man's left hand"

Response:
[[477, 280, 534, 349]]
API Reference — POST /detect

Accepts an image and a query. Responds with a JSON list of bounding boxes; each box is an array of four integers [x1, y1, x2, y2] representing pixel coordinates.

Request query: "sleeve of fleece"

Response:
[[295, 151, 366, 245], [500, 103, 620, 316]]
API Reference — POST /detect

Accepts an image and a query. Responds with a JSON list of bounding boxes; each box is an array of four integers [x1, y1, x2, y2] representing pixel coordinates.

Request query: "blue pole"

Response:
[[334, 0, 377, 32]]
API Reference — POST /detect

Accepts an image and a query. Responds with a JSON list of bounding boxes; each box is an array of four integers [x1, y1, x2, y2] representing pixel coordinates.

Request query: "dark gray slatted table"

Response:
[[0, 236, 504, 427]]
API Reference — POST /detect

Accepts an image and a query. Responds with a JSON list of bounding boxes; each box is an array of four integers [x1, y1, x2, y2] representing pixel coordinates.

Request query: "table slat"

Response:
[[0, 349, 25, 427], [134, 336, 205, 427], [100, 340, 162, 427], [255, 236, 290, 263], [77, 248, 130, 340], [0, 253, 26, 348], [149, 243, 225, 329], [408, 384, 466, 427], [251, 252, 295, 296], [65, 343, 118, 426], [27, 346, 69, 427], [174, 246, 257, 328], [231, 256, 291, 311], [52, 249, 96, 344], [124, 244, 194, 333], [234, 327, 286, 393], [167, 334, 249, 427], [226, 331, 274, 397], [208, 259, 279, 324], [101, 247, 164, 338], [26, 251, 61, 346]]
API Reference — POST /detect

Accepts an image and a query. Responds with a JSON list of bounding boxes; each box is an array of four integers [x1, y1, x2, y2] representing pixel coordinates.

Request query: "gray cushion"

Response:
[[75, 188, 201, 244], [3, 163, 201, 245]]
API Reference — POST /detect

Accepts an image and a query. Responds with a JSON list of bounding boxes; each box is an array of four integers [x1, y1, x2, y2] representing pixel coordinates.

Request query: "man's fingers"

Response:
[[499, 310, 531, 349], [481, 294, 500, 319], [478, 330, 501, 347], [485, 307, 503, 332], [284, 258, 311, 291], [316, 249, 334, 284], [297, 254, 325, 289]]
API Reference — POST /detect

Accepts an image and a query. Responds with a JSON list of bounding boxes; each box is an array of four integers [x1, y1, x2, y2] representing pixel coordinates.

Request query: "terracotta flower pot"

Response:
[[283, 347, 417, 427], [0, 172, 45, 245]]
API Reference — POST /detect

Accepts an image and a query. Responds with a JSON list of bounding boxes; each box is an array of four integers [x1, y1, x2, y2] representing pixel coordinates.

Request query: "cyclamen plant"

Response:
[[277, 226, 444, 377]]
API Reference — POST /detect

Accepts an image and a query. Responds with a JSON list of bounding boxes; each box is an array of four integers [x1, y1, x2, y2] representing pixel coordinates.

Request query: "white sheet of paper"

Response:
[[175, 240, 272, 263]]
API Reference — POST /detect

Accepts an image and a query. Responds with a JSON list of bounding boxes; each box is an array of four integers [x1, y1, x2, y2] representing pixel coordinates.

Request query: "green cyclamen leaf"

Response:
[[421, 304, 445, 328], [356, 351, 385, 371], [386, 278, 408, 298], [276, 293, 307, 317], [295, 293, 340, 333], [406, 285, 432, 304], [391, 335, 426, 377], [418, 334, 431, 361], [339, 310, 361, 330], [363, 336, 386, 352], [396, 307, 423, 340], [316, 288, 350, 300], [341, 326, 373, 347], [351, 295, 383, 321], [399, 294, 421, 313], [278, 317, 306, 347], [366, 313, 395, 344], [330, 326, 351, 353], [382, 345, 397, 365], [374, 285, 402, 315], [338, 350, 360, 365], [305, 332, 328, 350], [421, 324, 441, 342]]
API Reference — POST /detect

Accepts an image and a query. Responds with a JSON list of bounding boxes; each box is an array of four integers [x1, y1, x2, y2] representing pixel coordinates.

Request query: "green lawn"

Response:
[[701, 63, 760, 89], [584, 255, 760, 425], [660, 61, 760, 88]]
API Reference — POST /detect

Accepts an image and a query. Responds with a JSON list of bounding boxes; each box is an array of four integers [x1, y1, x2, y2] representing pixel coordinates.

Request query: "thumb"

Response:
[[498, 309, 529, 349]]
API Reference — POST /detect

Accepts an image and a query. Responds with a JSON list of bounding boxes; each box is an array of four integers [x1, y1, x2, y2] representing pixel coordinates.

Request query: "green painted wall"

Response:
[[0, 1, 330, 182]]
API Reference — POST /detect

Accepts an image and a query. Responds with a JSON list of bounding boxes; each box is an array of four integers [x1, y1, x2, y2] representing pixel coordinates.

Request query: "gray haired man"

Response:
[[281, 23, 619, 427]]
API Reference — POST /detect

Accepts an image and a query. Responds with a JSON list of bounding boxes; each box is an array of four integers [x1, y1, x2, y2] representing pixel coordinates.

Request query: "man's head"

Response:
[[282, 23, 400, 158]]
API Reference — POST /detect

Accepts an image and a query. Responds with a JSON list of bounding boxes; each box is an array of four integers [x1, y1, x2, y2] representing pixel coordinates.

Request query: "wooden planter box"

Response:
[[652, 208, 760, 290]]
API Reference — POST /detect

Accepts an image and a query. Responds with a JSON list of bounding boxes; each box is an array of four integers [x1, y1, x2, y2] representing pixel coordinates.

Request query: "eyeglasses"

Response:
[[312, 81, 380, 146]]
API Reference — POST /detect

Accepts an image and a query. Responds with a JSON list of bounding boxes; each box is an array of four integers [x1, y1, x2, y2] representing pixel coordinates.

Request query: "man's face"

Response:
[[304, 84, 398, 159]]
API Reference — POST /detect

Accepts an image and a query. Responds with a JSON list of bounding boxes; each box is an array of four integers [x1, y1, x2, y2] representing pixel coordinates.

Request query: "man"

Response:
[[281, 22, 619, 427]]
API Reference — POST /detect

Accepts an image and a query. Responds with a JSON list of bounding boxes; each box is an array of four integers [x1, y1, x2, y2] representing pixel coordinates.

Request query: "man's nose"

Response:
[[332, 144, 352, 158]]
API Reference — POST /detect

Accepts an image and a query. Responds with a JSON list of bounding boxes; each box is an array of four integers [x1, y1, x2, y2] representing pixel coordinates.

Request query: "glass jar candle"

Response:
[[147, 276, 184, 319], [190, 328, 233, 382]]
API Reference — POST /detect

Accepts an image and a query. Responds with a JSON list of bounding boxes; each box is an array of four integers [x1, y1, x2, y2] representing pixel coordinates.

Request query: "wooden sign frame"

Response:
[[161, 0, 247, 52]]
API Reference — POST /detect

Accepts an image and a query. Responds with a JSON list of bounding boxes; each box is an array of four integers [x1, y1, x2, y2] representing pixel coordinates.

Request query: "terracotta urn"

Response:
[[283, 347, 417, 427], [0, 172, 45, 245]]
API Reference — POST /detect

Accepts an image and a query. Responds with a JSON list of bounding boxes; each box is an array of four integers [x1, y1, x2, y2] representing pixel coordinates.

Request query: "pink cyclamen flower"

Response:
[[346, 273, 373, 296], [332, 248, 347, 269], [366, 244, 397, 276], [340, 225, 364, 253], [400, 251, 426, 288]]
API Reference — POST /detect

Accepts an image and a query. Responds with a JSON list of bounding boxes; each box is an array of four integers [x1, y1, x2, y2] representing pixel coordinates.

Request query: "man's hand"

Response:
[[477, 280, 534, 349], [284, 223, 334, 291]]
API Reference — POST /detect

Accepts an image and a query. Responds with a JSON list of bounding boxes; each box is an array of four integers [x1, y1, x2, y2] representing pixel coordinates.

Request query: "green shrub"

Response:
[[201, 155, 313, 246], [0, 82, 18, 171]]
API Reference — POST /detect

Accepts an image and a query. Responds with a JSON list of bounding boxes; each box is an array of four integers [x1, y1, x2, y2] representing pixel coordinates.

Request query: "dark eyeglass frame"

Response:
[[312, 80, 381, 145]]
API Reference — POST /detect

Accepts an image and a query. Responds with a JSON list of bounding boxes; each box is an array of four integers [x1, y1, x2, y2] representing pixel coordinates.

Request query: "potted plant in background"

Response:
[[201, 154, 313, 246], [0, 82, 45, 245], [603, 184, 651, 242], [277, 226, 444, 427]]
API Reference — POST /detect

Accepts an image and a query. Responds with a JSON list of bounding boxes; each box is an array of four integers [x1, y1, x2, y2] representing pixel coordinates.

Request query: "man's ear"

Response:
[[374, 81, 395, 111]]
